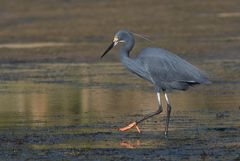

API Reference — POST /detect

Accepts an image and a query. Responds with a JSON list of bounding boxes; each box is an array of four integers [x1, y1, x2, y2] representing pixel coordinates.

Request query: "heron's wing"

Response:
[[122, 56, 153, 83], [138, 48, 210, 87]]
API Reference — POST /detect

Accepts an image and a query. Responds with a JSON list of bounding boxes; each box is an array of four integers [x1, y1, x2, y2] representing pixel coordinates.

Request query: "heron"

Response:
[[101, 30, 211, 137]]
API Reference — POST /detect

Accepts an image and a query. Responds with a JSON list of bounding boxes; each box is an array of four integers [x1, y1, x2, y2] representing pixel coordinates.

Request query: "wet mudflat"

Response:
[[0, 0, 240, 160], [0, 62, 239, 160]]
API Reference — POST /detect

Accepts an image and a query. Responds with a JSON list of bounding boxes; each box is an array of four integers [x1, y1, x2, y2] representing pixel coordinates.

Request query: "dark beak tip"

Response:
[[101, 42, 114, 59]]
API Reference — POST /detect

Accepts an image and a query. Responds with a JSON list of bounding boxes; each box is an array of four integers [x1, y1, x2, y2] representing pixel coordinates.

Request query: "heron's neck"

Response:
[[120, 40, 134, 60]]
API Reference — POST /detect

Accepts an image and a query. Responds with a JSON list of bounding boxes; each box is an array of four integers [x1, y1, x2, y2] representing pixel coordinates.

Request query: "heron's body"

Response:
[[121, 47, 210, 91], [101, 30, 210, 136]]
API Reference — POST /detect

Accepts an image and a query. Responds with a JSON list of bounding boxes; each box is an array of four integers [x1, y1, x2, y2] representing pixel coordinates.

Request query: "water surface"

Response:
[[0, 60, 239, 160]]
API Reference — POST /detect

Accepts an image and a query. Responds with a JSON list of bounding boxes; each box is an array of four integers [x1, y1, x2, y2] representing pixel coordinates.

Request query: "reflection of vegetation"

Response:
[[0, 61, 239, 129]]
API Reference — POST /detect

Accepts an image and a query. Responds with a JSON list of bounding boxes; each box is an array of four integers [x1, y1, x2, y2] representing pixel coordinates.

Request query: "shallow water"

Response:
[[0, 60, 239, 160]]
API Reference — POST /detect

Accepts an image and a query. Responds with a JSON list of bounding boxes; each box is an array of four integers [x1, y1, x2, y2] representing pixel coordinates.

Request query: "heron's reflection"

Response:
[[120, 139, 141, 149]]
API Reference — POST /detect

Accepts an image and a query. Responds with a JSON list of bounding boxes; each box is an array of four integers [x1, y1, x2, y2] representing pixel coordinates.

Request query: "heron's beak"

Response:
[[101, 37, 118, 58]]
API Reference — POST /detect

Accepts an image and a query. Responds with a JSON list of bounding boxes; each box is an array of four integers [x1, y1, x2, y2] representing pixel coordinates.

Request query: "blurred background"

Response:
[[0, 0, 239, 160], [0, 0, 239, 62]]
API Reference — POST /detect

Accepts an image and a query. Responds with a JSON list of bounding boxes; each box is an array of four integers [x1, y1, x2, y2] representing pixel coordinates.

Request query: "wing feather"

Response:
[[137, 48, 210, 90]]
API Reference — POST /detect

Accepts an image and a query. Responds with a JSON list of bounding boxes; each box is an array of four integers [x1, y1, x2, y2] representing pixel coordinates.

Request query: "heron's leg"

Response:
[[119, 92, 163, 133], [164, 93, 171, 137], [136, 92, 163, 124]]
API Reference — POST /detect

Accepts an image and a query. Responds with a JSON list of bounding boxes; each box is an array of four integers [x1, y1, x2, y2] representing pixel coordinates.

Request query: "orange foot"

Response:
[[119, 122, 141, 133]]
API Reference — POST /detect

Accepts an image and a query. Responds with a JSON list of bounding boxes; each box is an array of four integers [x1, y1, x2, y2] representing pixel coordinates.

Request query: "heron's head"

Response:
[[101, 30, 134, 58]]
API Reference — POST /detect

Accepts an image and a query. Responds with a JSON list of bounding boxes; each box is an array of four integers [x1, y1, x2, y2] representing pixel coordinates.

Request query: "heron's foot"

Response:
[[119, 122, 141, 133]]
